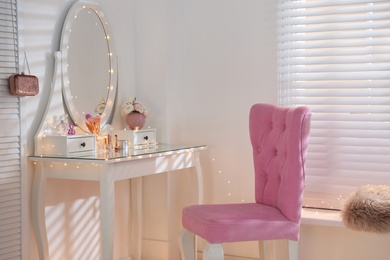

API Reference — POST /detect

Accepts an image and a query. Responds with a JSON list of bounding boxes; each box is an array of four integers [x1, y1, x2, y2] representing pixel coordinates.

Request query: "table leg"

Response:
[[130, 177, 143, 260], [99, 165, 115, 260], [31, 163, 49, 260], [194, 153, 204, 204]]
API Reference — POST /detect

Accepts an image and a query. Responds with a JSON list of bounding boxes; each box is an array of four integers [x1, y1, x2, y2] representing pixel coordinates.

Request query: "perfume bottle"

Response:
[[57, 114, 69, 135], [68, 124, 76, 135]]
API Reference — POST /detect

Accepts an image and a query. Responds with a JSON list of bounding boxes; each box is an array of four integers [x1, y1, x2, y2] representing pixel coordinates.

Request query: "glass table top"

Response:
[[28, 144, 207, 162]]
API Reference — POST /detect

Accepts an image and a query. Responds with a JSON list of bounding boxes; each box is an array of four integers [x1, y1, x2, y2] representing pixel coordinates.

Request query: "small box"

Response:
[[40, 134, 96, 156], [111, 129, 156, 149]]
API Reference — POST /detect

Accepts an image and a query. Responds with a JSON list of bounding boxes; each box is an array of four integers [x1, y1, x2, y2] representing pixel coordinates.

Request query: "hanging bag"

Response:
[[8, 53, 39, 96]]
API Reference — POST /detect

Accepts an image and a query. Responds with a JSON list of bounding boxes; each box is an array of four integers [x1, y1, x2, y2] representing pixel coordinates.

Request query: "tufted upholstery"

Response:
[[179, 103, 311, 258], [250, 103, 311, 224]]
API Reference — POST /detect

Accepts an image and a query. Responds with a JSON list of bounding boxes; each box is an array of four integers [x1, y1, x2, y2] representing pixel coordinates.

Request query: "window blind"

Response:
[[277, 0, 390, 209], [0, 0, 22, 258]]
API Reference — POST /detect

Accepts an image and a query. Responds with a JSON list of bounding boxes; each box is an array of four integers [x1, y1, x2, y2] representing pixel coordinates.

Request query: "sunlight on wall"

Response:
[[45, 180, 101, 260], [46, 197, 100, 259]]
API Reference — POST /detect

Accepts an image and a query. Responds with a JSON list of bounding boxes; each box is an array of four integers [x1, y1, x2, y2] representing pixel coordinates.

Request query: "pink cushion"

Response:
[[182, 203, 300, 244]]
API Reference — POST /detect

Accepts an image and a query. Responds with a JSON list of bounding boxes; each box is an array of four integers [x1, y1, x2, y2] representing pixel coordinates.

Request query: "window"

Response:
[[0, 0, 22, 258], [277, 0, 390, 209]]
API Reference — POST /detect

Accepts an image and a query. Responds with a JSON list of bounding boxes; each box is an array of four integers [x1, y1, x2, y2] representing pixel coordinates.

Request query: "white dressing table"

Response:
[[29, 144, 206, 260], [31, 1, 206, 259]]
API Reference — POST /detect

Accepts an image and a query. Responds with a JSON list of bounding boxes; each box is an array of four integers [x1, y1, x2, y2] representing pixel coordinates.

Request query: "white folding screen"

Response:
[[0, 0, 22, 258], [277, 0, 390, 209]]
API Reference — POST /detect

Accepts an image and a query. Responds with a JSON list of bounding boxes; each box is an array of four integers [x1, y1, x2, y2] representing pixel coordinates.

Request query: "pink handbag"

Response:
[[8, 73, 39, 96], [8, 53, 39, 96]]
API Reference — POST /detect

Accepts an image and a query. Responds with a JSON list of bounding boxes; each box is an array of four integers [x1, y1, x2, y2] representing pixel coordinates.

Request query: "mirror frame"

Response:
[[60, 0, 117, 133]]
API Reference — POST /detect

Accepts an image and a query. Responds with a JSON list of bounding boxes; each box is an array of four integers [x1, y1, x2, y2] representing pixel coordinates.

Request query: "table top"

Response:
[[28, 143, 207, 163]]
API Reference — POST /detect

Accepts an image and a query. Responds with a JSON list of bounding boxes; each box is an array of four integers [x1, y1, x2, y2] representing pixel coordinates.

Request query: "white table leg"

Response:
[[130, 177, 143, 260], [31, 163, 49, 260], [194, 153, 203, 204], [99, 165, 115, 260]]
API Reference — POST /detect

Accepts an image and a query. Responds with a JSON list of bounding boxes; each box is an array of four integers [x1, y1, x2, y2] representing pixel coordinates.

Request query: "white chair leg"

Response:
[[288, 240, 298, 260], [203, 243, 224, 260], [179, 228, 196, 260]]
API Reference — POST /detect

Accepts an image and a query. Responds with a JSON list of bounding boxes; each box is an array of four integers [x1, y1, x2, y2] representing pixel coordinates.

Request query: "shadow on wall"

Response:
[[45, 180, 101, 259]]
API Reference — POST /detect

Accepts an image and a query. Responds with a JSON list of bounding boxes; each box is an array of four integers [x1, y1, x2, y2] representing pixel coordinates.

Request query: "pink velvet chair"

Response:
[[179, 103, 311, 260]]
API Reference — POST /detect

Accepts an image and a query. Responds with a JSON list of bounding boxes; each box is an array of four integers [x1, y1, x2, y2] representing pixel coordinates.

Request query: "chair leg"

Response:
[[288, 240, 298, 260], [179, 228, 196, 260], [203, 243, 224, 260]]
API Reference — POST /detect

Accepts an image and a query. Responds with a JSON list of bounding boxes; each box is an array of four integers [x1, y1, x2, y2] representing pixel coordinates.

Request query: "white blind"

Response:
[[0, 0, 22, 258], [277, 0, 390, 209]]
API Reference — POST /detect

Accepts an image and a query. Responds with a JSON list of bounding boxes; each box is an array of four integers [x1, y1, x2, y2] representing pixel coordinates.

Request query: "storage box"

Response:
[[39, 134, 96, 156], [111, 129, 157, 149]]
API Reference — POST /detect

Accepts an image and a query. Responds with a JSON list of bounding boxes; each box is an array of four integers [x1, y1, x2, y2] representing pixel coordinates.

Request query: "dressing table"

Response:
[[29, 1, 206, 259], [29, 144, 206, 260]]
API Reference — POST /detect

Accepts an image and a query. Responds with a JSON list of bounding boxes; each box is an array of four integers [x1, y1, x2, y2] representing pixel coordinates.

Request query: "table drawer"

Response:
[[67, 136, 96, 153], [40, 134, 96, 156], [111, 129, 157, 149]]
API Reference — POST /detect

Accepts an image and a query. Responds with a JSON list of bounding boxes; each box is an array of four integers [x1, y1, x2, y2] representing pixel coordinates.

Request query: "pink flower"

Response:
[[120, 97, 149, 118]]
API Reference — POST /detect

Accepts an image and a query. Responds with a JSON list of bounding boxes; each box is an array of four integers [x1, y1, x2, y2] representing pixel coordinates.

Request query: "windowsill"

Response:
[[301, 208, 344, 227]]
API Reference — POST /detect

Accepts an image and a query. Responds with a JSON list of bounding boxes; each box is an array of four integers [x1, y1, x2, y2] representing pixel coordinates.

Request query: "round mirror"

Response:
[[60, 0, 116, 133]]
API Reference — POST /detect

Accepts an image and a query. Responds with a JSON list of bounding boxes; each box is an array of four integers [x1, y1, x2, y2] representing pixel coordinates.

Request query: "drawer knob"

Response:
[[80, 142, 86, 147], [144, 136, 149, 141]]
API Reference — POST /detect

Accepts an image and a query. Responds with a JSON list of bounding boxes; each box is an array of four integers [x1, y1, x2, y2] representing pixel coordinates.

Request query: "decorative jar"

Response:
[[125, 112, 146, 130]]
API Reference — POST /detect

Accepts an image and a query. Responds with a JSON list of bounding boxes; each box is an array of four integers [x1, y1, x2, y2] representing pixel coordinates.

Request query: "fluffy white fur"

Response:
[[342, 185, 390, 233]]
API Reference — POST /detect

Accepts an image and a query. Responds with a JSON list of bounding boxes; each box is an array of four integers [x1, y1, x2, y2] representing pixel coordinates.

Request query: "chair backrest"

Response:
[[249, 103, 311, 223]]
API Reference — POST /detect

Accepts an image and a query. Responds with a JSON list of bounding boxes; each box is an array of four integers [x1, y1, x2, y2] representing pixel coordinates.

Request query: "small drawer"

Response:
[[133, 130, 156, 146], [111, 129, 157, 149], [67, 136, 96, 153], [40, 134, 96, 156]]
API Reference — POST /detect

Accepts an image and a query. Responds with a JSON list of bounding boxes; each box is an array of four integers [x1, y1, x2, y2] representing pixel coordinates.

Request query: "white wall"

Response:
[[135, 0, 278, 258], [19, 0, 390, 259]]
